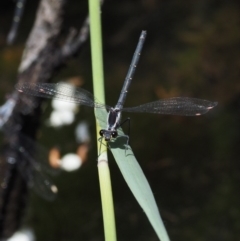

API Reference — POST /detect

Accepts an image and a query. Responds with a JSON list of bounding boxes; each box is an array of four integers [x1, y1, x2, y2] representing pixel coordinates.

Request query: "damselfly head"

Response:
[[99, 129, 118, 141]]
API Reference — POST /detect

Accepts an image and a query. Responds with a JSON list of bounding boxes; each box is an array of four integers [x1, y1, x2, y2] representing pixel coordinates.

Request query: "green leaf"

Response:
[[95, 108, 170, 241]]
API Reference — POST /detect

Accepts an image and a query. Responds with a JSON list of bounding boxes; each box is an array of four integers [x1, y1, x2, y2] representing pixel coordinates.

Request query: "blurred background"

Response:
[[0, 0, 239, 240]]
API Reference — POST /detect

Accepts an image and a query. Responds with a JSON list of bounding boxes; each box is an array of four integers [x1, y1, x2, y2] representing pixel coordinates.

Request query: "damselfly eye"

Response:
[[111, 131, 118, 138], [99, 130, 104, 136]]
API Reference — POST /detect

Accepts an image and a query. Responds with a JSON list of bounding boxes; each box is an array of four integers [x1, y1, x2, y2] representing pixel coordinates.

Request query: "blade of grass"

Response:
[[88, 1, 117, 241], [96, 108, 170, 241]]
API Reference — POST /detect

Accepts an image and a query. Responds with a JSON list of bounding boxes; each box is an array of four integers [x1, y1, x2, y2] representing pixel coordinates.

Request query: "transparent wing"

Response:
[[5, 130, 59, 201], [18, 146, 57, 201], [16, 82, 109, 109], [122, 97, 217, 116], [19, 133, 59, 176]]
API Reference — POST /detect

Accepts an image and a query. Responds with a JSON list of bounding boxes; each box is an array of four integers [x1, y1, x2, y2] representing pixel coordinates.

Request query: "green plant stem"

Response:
[[88, 0, 117, 241]]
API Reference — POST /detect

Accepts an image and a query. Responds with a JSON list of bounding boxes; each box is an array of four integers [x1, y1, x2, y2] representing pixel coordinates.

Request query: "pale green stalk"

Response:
[[88, 0, 117, 241]]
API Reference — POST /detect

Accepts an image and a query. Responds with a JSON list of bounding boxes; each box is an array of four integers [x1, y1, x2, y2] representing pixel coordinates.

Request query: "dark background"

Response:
[[0, 0, 240, 240]]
